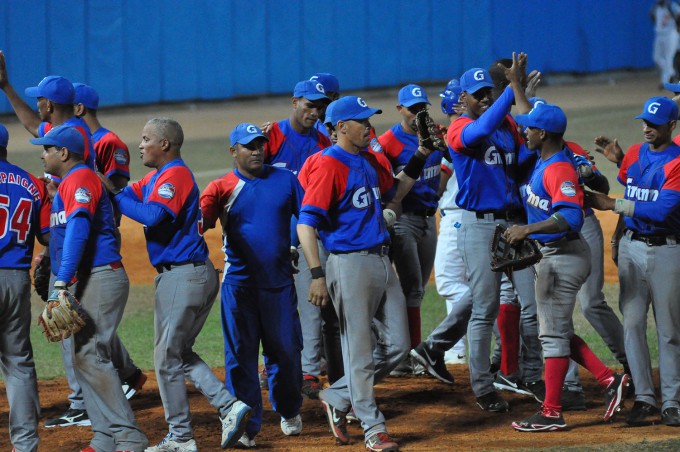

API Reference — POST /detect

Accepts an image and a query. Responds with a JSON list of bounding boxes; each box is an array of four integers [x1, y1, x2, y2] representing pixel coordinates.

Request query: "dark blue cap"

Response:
[[459, 68, 494, 94], [515, 102, 567, 134], [635, 96, 679, 125], [25, 75, 75, 104], [29, 125, 85, 155], [329, 96, 382, 126], [73, 83, 100, 110]]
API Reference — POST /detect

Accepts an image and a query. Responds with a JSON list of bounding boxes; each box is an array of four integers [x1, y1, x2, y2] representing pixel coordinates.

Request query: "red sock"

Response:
[[543, 357, 570, 413], [570, 335, 613, 386], [497, 303, 521, 375], [407, 307, 421, 349]]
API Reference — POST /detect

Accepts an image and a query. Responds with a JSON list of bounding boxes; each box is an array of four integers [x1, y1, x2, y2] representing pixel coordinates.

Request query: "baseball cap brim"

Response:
[[25, 86, 41, 98], [29, 135, 62, 146], [335, 108, 382, 125], [401, 98, 431, 107], [303, 93, 331, 102], [514, 114, 539, 129], [664, 82, 680, 94], [634, 112, 669, 125], [464, 81, 495, 94], [233, 133, 268, 146]]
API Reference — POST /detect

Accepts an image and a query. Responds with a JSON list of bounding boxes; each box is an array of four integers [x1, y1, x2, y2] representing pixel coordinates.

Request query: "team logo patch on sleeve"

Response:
[[370, 138, 384, 153], [74, 187, 92, 204], [157, 183, 176, 199], [560, 181, 576, 196], [114, 148, 128, 165]]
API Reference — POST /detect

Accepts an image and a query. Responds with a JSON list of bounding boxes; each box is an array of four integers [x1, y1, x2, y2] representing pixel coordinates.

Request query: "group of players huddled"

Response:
[[1, 48, 680, 452]]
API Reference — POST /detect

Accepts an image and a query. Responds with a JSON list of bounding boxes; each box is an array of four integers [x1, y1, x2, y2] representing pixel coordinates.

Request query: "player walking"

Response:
[[99, 118, 251, 451], [505, 103, 629, 432], [0, 123, 50, 452], [201, 123, 305, 448]]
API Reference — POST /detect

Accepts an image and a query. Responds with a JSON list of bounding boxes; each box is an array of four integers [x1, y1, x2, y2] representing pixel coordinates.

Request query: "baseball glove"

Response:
[[33, 253, 51, 302], [490, 224, 542, 273], [414, 110, 450, 160], [37, 289, 87, 342]]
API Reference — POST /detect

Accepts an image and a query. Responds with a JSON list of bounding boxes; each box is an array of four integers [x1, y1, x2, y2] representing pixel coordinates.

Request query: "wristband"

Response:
[[310, 266, 325, 279], [613, 198, 635, 217], [402, 151, 427, 179]]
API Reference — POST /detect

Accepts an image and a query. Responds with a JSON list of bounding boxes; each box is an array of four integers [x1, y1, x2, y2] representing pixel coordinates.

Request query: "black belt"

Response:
[[628, 230, 678, 246], [405, 207, 437, 217], [334, 245, 390, 257], [541, 232, 580, 247], [155, 261, 206, 274], [475, 210, 523, 221]]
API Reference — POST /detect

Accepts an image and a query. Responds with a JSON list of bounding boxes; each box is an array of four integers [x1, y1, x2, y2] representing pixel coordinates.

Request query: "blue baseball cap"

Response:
[[293, 80, 329, 101], [73, 83, 100, 110], [635, 96, 679, 125], [329, 96, 382, 126], [0, 124, 8, 148], [459, 68, 495, 94], [664, 82, 680, 94], [30, 125, 85, 155], [310, 73, 340, 94], [439, 78, 461, 98], [324, 102, 335, 126], [230, 123, 268, 147], [398, 84, 430, 107], [25, 75, 75, 104], [514, 102, 567, 134]]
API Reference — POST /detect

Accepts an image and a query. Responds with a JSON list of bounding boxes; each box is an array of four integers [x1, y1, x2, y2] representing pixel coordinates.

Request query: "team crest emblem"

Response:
[[74, 187, 92, 204], [411, 87, 422, 97], [370, 138, 383, 153], [157, 183, 176, 199], [560, 181, 576, 196], [315, 83, 325, 93], [474, 70, 485, 81], [114, 148, 128, 165], [357, 97, 368, 108], [246, 124, 259, 134]]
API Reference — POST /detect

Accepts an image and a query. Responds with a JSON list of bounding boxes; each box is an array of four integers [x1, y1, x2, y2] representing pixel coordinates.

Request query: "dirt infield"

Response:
[[5, 366, 678, 451]]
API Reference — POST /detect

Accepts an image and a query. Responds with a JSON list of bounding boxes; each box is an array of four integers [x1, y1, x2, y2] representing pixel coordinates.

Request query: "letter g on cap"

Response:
[[412, 87, 422, 97], [357, 97, 368, 107], [648, 102, 661, 114], [246, 125, 258, 133], [474, 70, 484, 81]]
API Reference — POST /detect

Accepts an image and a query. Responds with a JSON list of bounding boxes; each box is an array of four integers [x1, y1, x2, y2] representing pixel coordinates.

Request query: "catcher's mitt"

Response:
[[33, 253, 51, 302], [37, 289, 87, 342], [490, 224, 542, 273], [414, 110, 450, 160]]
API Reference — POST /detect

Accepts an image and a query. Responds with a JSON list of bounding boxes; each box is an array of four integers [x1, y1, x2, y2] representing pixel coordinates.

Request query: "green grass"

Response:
[[27, 282, 656, 380]]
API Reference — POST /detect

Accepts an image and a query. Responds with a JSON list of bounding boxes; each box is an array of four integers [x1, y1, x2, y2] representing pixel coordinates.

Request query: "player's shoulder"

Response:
[[378, 126, 397, 144], [204, 171, 240, 193]]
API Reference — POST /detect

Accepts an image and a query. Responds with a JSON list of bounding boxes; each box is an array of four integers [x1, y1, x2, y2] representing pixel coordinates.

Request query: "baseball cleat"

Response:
[[320, 399, 350, 445], [346, 408, 359, 424], [44, 408, 91, 428], [280, 414, 303, 436], [476, 391, 510, 413], [365, 431, 399, 451], [236, 433, 256, 448], [523, 380, 546, 403], [221, 400, 252, 448], [409, 343, 454, 384], [301, 374, 322, 399], [122, 368, 147, 400], [626, 401, 659, 426], [603, 372, 630, 421], [493, 372, 533, 397], [561, 387, 587, 411], [512, 411, 567, 432], [662, 407, 680, 426], [145, 433, 198, 452]]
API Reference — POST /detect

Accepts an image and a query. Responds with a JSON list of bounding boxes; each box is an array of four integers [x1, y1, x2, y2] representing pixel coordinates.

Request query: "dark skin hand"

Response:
[[583, 191, 616, 211], [593, 136, 625, 165]]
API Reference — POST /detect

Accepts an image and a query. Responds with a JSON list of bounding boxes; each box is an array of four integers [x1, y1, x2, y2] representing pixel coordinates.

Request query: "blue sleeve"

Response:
[[290, 176, 304, 247], [634, 189, 680, 223], [114, 189, 170, 226], [555, 204, 584, 232], [56, 214, 90, 284], [461, 87, 515, 147]]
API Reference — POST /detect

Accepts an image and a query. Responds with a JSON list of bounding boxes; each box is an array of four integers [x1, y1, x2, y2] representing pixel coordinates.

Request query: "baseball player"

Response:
[[30, 125, 149, 451], [298, 96, 411, 451], [100, 118, 251, 450], [434, 80, 468, 365], [310, 72, 341, 138], [201, 123, 305, 447], [650, 1, 680, 87], [379, 84, 442, 375], [589, 96, 680, 427], [261, 80, 332, 399], [505, 103, 629, 432], [0, 123, 50, 452]]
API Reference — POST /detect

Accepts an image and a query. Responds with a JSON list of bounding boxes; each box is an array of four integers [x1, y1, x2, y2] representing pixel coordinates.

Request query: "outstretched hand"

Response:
[[502, 52, 528, 87], [593, 136, 624, 164]]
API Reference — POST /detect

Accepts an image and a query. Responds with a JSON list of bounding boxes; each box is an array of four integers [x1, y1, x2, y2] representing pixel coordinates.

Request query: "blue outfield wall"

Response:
[[0, 0, 655, 113]]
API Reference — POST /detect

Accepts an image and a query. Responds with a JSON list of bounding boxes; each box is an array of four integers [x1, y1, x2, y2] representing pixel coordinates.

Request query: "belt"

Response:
[[628, 230, 678, 246], [541, 232, 580, 247], [91, 260, 123, 272], [334, 245, 390, 257], [155, 261, 206, 274], [405, 207, 438, 218], [475, 210, 523, 221]]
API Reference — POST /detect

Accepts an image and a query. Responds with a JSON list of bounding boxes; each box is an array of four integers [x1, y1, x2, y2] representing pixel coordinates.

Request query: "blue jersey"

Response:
[[123, 159, 208, 266], [50, 164, 120, 278], [379, 124, 442, 211], [0, 161, 50, 268], [314, 119, 330, 138], [264, 119, 332, 174], [39, 118, 97, 172], [201, 165, 303, 288], [298, 144, 394, 252], [447, 114, 529, 212], [522, 150, 584, 243], [618, 142, 680, 235]]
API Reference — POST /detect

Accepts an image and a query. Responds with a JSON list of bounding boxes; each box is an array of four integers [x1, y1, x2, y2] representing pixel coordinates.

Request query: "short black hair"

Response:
[[489, 58, 512, 90]]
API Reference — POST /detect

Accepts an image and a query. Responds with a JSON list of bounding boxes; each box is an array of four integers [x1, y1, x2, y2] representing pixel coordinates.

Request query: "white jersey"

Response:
[[654, 1, 680, 35], [438, 161, 461, 212]]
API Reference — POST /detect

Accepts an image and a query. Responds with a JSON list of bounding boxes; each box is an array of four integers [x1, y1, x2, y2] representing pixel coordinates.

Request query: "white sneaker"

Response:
[[280, 414, 302, 436], [237, 433, 256, 448], [145, 433, 198, 452], [221, 400, 252, 448]]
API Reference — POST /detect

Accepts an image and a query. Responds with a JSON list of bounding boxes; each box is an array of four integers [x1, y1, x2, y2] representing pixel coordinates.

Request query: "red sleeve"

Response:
[[318, 132, 332, 150], [200, 173, 239, 226], [59, 169, 102, 220], [364, 151, 394, 195], [544, 162, 583, 207], [129, 171, 153, 200], [441, 164, 453, 175], [506, 115, 525, 146], [301, 155, 347, 211], [618, 144, 642, 185], [663, 158, 680, 192], [298, 152, 322, 191], [674, 135, 680, 146], [28, 174, 51, 233], [378, 129, 403, 162], [565, 141, 598, 171], [264, 122, 284, 162], [447, 116, 474, 155], [96, 132, 130, 178], [146, 166, 194, 217]]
